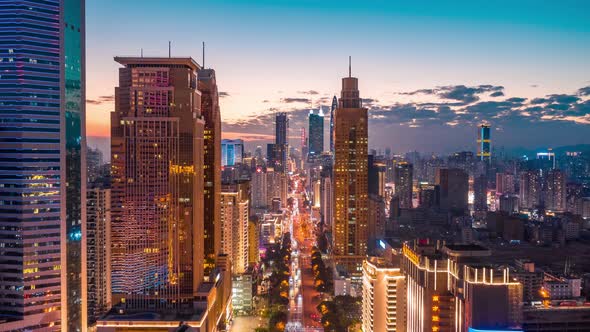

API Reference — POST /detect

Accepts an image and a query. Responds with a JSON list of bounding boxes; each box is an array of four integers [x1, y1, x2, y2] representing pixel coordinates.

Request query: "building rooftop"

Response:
[[114, 56, 201, 71], [442, 244, 491, 258], [98, 305, 207, 326]]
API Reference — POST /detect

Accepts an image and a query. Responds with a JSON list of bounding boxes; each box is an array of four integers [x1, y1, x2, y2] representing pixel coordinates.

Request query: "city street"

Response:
[[286, 175, 324, 332]]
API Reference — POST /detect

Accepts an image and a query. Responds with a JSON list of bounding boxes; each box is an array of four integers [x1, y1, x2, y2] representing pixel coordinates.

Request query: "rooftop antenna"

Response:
[[168, 41, 171, 58], [348, 55, 351, 77], [202, 41, 205, 68]]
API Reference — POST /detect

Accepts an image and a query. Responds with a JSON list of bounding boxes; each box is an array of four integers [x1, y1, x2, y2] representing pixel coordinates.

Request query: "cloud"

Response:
[[297, 90, 319, 95], [224, 84, 590, 152], [281, 97, 311, 104], [219, 91, 230, 98], [437, 85, 504, 104], [398, 85, 504, 104], [86, 95, 114, 105], [546, 94, 580, 104], [398, 88, 436, 96]]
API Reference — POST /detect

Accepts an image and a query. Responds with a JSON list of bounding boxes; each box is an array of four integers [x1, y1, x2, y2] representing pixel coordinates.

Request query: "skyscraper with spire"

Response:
[[332, 58, 369, 272]]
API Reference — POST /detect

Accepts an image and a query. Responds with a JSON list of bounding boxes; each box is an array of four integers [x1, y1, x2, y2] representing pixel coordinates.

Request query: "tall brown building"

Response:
[[198, 68, 222, 266], [332, 66, 369, 271], [110, 57, 205, 308]]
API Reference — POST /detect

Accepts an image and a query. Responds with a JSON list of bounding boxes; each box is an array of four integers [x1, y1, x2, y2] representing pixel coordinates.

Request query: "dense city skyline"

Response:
[[86, 0, 590, 155], [3, 1, 590, 331]]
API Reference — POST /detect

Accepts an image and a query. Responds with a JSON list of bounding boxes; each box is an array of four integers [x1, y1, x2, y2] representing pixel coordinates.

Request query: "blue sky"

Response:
[[86, 0, 590, 153]]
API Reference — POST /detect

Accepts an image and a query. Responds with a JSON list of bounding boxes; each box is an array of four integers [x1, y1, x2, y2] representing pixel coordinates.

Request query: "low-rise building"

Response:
[[232, 274, 253, 315]]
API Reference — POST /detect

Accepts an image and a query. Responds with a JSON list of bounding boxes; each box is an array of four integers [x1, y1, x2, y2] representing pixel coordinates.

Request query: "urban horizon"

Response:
[[85, 0, 590, 155]]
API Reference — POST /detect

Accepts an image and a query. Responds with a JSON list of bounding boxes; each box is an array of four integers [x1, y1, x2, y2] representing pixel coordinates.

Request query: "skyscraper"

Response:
[[394, 162, 413, 209], [545, 169, 566, 211], [198, 68, 222, 264], [308, 109, 324, 158], [477, 124, 491, 163], [110, 57, 205, 308], [275, 112, 289, 173], [0, 1, 86, 330], [86, 188, 112, 327], [266, 143, 276, 169], [221, 139, 244, 166], [473, 173, 488, 212], [332, 63, 369, 271], [520, 170, 542, 210], [320, 167, 333, 227], [330, 95, 337, 155], [496, 172, 516, 195], [436, 168, 469, 214], [220, 182, 250, 275]]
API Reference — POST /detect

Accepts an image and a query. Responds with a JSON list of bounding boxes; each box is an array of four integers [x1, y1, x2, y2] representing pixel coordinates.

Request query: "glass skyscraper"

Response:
[[221, 139, 244, 166], [274, 112, 288, 173], [308, 109, 324, 158], [0, 0, 86, 331], [477, 124, 491, 163]]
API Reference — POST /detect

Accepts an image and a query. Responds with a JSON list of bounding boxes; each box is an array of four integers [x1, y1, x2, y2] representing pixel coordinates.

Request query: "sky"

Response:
[[86, 0, 590, 155]]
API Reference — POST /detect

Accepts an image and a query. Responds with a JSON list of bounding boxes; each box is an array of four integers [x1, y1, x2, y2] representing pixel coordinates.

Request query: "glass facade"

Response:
[[221, 139, 244, 166], [308, 111, 324, 157], [64, 0, 86, 330], [0, 0, 85, 330]]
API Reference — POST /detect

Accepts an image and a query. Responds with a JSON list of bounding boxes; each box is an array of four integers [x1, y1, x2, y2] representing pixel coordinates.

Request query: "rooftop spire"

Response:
[[202, 41, 205, 68], [348, 55, 351, 77]]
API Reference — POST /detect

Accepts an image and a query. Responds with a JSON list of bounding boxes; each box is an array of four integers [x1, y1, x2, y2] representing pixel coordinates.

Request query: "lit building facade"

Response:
[[320, 169, 333, 226], [198, 68, 222, 263], [221, 139, 244, 166], [496, 172, 516, 196], [308, 109, 324, 158], [251, 167, 267, 208], [0, 1, 86, 330], [220, 182, 250, 275], [86, 188, 112, 327], [110, 57, 205, 308], [361, 258, 406, 332], [519, 170, 541, 210], [332, 69, 369, 271], [232, 274, 253, 315], [402, 242, 523, 332], [266, 168, 288, 209], [544, 169, 566, 211], [476, 124, 491, 163], [248, 219, 260, 265]]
